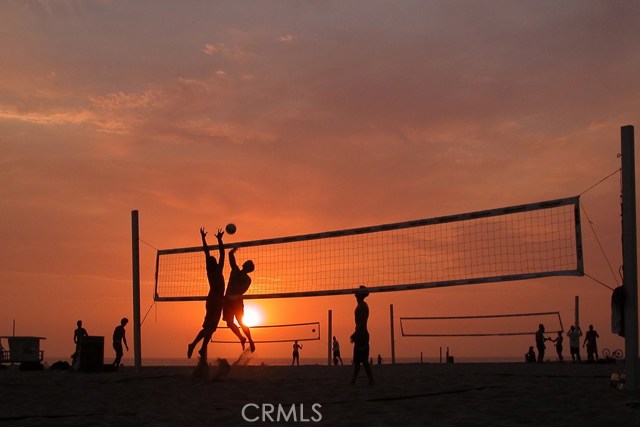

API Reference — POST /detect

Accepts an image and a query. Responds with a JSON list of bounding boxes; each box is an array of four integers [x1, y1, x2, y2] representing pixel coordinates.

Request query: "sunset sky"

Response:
[[1, 1, 639, 364]]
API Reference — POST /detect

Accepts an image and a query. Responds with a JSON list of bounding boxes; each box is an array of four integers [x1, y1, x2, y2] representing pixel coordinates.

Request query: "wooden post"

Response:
[[131, 210, 142, 369], [621, 125, 638, 390]]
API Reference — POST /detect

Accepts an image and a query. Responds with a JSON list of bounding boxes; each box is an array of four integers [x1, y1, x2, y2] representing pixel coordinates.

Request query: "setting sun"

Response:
[[242, 303, 264, 327]]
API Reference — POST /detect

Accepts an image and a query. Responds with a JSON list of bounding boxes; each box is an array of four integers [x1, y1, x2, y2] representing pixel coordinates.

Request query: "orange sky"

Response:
[[1, 1, 639, 364]]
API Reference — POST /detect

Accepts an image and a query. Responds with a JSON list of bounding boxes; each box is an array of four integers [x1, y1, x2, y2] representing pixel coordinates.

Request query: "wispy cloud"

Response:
[[277, 34, 295, 43], [0, 107, 95, 126], [89, 89, 165, 111], [201, 42, 256, 62]]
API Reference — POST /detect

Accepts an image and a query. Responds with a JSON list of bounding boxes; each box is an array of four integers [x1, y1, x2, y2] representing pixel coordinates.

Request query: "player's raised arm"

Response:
[[200, 227, 211, 258], [216, 229, 225, 267], [229, 247, 239, 271]]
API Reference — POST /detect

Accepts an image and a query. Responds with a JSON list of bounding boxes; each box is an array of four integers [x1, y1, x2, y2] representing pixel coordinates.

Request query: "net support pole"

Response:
[[621, 125, 638, 391], [390, 304, 396, 365], [574, 296, 580, 328], [327, 310, 332, 366], [131, 210, 142, 369]]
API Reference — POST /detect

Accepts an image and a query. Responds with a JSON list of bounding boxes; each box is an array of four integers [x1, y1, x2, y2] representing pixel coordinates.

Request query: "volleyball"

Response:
[[225, 223, 237, 234]]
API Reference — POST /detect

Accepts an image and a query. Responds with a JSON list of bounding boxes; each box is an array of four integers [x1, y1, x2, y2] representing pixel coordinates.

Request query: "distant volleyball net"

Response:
[[211, 321, 320, 344], [154, 196, 583, 301], [400, 311, 564, 337]]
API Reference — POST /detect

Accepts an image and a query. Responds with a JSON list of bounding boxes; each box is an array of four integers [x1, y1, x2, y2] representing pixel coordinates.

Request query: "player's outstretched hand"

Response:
[[200, 227, 207, 238], [216, 229, 224, 239]]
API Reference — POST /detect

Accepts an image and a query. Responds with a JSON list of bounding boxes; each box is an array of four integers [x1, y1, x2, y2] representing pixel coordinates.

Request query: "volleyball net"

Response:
[[210, 321, 320, 344], [400, 311, 564, 337], [154, 196, 583, 301]]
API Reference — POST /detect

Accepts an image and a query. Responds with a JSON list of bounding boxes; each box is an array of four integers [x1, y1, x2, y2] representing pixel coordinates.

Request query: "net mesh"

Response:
[[155, 196, 583, 301]]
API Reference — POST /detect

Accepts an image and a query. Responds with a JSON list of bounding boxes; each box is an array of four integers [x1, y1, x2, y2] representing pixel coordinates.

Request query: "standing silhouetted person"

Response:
[[188, 228, 225, 361], [71, 320, 88, 369], [550, 331, 564, 362], [535, 324, 548, 363], [332, 336, 343, 365], [350, 286, 374, 385], [567, 325, 582, 362], [292, 340, 303, 365], [112, 318, 129, 368], [583, 324, 600, 362], [223, 247, 256, 352]]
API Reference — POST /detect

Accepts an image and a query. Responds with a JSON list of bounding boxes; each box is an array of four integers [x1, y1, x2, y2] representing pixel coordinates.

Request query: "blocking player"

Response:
[[222, 247, 256, 352], [187, 227, 225, 360]]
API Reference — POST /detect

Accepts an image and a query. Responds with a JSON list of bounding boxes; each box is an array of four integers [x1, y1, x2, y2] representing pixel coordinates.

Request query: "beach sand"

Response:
[[1, 361, 639, 427]]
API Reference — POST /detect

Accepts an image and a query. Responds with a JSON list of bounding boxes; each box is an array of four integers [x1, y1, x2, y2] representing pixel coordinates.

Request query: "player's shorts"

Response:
[[351, 330, 370, 364], [353, 342, 370, 364], [222, 297, 244, 323], [570, 346, 579, 355], [202, 303, 223, 329]]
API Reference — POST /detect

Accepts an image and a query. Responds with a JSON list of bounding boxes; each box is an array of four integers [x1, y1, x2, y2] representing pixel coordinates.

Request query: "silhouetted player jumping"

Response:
[[223, 247, 256, 352], [188, 227, 225, 360]]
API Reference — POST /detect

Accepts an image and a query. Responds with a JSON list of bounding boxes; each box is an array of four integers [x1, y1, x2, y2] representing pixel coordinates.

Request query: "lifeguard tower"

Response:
[[0, 336, 46, 366]]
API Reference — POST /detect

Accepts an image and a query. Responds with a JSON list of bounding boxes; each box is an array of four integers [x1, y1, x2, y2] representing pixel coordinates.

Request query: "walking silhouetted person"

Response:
[[112, 318, 129, 368], [332, 336, 343, 365]]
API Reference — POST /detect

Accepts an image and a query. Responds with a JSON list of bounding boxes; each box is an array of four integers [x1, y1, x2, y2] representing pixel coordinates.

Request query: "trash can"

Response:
[[78, 336, 104, 372]]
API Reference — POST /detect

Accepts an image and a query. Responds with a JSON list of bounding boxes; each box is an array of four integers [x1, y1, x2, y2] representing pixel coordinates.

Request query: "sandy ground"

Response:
[[1, 361, 639, 427]]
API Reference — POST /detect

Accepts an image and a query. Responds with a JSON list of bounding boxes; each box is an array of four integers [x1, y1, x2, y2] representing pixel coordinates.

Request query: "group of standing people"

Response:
[[188, 227, 256, 362], [528, 323, 600, 363], [291, 336, 346, 366]]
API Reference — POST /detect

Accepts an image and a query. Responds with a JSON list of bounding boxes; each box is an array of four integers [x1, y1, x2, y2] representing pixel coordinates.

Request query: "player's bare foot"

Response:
[[187, 343, 196, 359], [240, 337, 247, 350], [250, 341, 256, 352]]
